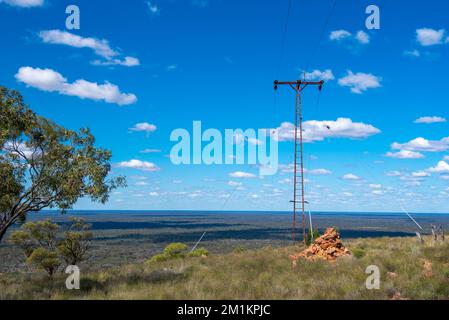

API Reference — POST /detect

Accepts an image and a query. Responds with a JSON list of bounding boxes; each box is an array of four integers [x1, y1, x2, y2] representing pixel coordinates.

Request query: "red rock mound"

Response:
[[290, 228, 351, 264]]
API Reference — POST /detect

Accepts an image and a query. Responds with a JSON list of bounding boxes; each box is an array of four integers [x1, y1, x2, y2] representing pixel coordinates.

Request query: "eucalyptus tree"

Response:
[[0, 86, 125, 242]]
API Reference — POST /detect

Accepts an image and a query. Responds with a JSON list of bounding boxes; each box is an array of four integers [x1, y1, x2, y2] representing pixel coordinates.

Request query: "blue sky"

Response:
[[1, 0, 449, 213]]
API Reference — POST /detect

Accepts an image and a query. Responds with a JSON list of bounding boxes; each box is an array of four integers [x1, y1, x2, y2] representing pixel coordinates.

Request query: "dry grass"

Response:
[[1, 236, 448, 300]]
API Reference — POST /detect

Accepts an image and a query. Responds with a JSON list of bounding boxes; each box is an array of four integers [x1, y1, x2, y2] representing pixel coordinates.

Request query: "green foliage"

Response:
[[305, 229, 321, 246], [9, 218, 93, 276], [188, 248, 209, 257], [163, 243, 188, 258], [10, 220, 60, 276], [352, 247, 366, 259], [148, 243, 203, 263], [1, 237, 449, 300], [57, 217, 93, 265], [26, 247, 60, 278], [149, 253, 170, 263], [10, 220, 59, 257], [0, 86, 126, 242]]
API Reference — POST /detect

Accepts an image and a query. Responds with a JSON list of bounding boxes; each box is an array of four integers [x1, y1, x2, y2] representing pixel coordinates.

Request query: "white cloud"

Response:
[[140, 149, 161, 153], [416, 28, 445, 46], [0, 0, 43, 7], [329, 30, 351, 41], [118, 159, 160, 172], [228, 181, 242, 187], [371, 190, 384, 195], [92, 56, 140, 67], [338, 71, 381, 94], [303, 69, 335, 81], [273, 118, 380, 142], [385, 171, 402, 177], [129, 122, 157, 133], [233, 133, 263, 146], [279, 178, 292, 185], [342, 174, 360, 181], [308, 169, 332, 175], [147, 1, 160, 15], [149, 192, 159, 197], [229, 171, 256, 179], [428, 161, 449, 173], [342, 192, 353, 197], [15, 66, 137, 105], [3, 142, 36, 158], [412, 171, 431, 178], [330, 30, 370, 45], [444, 156, 449, 161], [355, 31, 370, 44], [404, 49, 420, 57], [391, 137, 449, 152], [39, 30, 139, 67], [369, 184, 382, 189], [385, 150, 425, 159], [414, 116, 447, 124]]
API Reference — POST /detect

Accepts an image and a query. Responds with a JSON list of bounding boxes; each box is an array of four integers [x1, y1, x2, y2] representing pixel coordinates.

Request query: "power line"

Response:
[[276, 0, 294, 78]]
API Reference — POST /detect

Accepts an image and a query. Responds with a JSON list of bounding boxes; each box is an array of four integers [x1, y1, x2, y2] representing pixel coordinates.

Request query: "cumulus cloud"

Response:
[[329, 30, 352, 41], [303, 69, 335, 81], [338, 71, 381, 94], [92, 56, 140, 67], [229, 171, 257, 179], [330, 29, 370, 45], [427, 161, 449, 173], [15, 66, 137, 105], [391, 137, 449, 152], [0, 0, 43, 7], [414, 116, 447, 124], [129, 122, 157, 133], [273, 118, 380, 142], [342, 174, 360, 181], [355, 31, 370, 44], [385, 150, 425, 159], [416, 28, 445, 46], [118, 159, 160, 171], [39, 30, 140, 67]]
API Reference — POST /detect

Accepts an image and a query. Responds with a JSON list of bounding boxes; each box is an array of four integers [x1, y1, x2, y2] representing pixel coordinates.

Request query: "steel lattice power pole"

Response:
[[274, 80, 324, 245]]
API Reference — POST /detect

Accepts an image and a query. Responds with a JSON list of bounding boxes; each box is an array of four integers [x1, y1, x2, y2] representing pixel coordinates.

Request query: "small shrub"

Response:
[[58, 217, 93, 266], [148, 243, 190, 263], [163, 243, 188, 258], [26, 247, 60, 278], [188, 248, 209, 257], [149, 253, 170, 263], [352, 247, 366, 259]]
